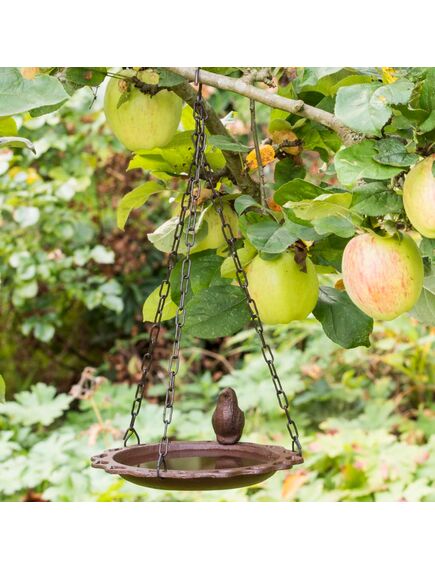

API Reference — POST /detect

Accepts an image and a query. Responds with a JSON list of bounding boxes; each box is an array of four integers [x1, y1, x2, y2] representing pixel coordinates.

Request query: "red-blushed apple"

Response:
[[403, 155, 435, 238], [104, 69, 182, 151], [246, 250, 319, 325], [342, 232, 424, 321]]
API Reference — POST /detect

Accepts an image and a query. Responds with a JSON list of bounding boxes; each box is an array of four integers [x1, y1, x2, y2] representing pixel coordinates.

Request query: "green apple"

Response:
[[403, 155, 435, 238], [193, 204, 239, 252], [246, 251, 319, 325], [104, 69, 182, 151], [342, 232, 424, 320]]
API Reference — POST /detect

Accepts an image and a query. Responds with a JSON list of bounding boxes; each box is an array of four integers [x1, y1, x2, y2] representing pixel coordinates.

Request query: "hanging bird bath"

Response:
[[91, 71, 303, 491], [92, 441, 302, 491], [92, 388, 302, 491]]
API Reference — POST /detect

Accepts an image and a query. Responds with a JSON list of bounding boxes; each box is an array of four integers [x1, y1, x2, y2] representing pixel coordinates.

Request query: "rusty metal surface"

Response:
[[91, 441, 303, 484]]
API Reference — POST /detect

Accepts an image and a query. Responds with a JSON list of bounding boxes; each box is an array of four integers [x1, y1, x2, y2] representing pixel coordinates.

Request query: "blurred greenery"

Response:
[[0, 82, 434, 502]]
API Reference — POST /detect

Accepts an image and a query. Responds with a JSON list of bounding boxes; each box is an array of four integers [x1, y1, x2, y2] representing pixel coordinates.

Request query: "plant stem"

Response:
[[250, 99, 267, 210]]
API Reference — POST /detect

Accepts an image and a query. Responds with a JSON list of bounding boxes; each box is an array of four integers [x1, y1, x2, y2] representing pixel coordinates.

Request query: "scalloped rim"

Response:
[[91, 441, 303, 480]]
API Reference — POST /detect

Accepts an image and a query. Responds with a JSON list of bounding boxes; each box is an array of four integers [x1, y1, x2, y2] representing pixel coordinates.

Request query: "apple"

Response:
[[342, 232, 424, 321], [193, 204, 239, 252], [246, 251, 319, 325], [403, 155, 435, 238], [104, 69, 182, 151]]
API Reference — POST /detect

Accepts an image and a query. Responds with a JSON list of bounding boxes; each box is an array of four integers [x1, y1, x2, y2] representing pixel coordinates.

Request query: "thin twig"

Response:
[[250, 99, 267, 210], [182, 347, 235, 373]]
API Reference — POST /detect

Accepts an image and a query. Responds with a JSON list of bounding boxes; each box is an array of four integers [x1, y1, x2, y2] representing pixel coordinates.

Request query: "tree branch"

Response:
[[171, 81, 260, 197], [168, 67, 361, 147]]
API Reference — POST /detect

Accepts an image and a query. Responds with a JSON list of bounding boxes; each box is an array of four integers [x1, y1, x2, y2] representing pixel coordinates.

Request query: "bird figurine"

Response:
[[212, 387, 245, 445]]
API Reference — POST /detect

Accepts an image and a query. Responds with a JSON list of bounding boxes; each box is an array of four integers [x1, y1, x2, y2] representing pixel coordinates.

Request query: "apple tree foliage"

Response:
[[0, 67, 434, 350]]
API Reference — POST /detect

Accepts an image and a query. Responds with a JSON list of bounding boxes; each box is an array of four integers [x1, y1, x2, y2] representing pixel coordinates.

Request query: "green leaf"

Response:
[[160, 131, 196, 172], [313, 215, 356, 238], [156, 69, 186, 88], [274, 158, 305, 187], [288, 194, 354, 223], [128, 153, 175, 174], [0, 383, 72, 426], [234, 195, 262, 215], [148, 215, 207, 254], [33, 322, 56, 343], [147, 217, 180, 253], [313, 286, 373, 348], [374, 138, 419, 167], [420, 68, 435, 113], [0, 375, 5, 404], [29, 101, 66, 118], [14, 206, 40, 227], [220, 241, 256, 278], [335, 80, 414, 135], [297, 122, 341, 155], [409, 275, 435, 325], [90, 245, 115, 264], [0, 136, 35, 153], [420, 238, 435, 260], [247, 220, 297, 254], [0, 68, 68, 116], [208, 134, 250, 153], [274, 178, 324, 204], [297, 68, 347, 95], [334, 140, 404, 186], [310, 235, 350, 271], [185, 285, 250, 339], [103, 295, 124, 313], [65, 67, 107, 87], [418, 69, 435, 130], [0, 116, 17, 136], [419, 110, 435, 133], [117, 181, 165, 230], [284, 210, 320, 241], [335, 84, 388, 136], [350, 182, 403, 215], [376, 79, 414, 105], [142, 285, 178, 322]]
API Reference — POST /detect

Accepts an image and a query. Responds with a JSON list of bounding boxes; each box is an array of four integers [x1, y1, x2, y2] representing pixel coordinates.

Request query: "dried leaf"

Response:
[[246, 144, 275, 171], [282, 470, 308, 498]]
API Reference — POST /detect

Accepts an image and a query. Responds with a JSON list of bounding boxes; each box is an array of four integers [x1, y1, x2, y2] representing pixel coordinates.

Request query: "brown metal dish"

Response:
[[91, 440, 303, 491]]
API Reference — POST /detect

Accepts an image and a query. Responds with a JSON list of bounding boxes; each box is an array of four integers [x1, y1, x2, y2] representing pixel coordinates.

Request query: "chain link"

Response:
[[123, 72, 302, 473]]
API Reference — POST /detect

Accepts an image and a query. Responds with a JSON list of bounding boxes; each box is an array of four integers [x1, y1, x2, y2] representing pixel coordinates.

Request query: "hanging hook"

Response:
[[123, 427, 140, 447], [194, 67, 201, 86]]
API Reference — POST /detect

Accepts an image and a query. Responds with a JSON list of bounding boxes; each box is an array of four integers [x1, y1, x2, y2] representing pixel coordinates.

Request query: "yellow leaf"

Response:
[[143, 286, 178, 322], [381, 67, 398, 84], [26, 168, 40, 184], [246, 145, 275, 171], [20, 67, 40, 80], [282, 470, 308, 499]]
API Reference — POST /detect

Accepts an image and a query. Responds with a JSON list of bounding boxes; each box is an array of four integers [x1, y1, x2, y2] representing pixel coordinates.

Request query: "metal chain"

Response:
[[201, 102, 302, 456], [123, 83, 205, 466], [155, 91, 207, 474]]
